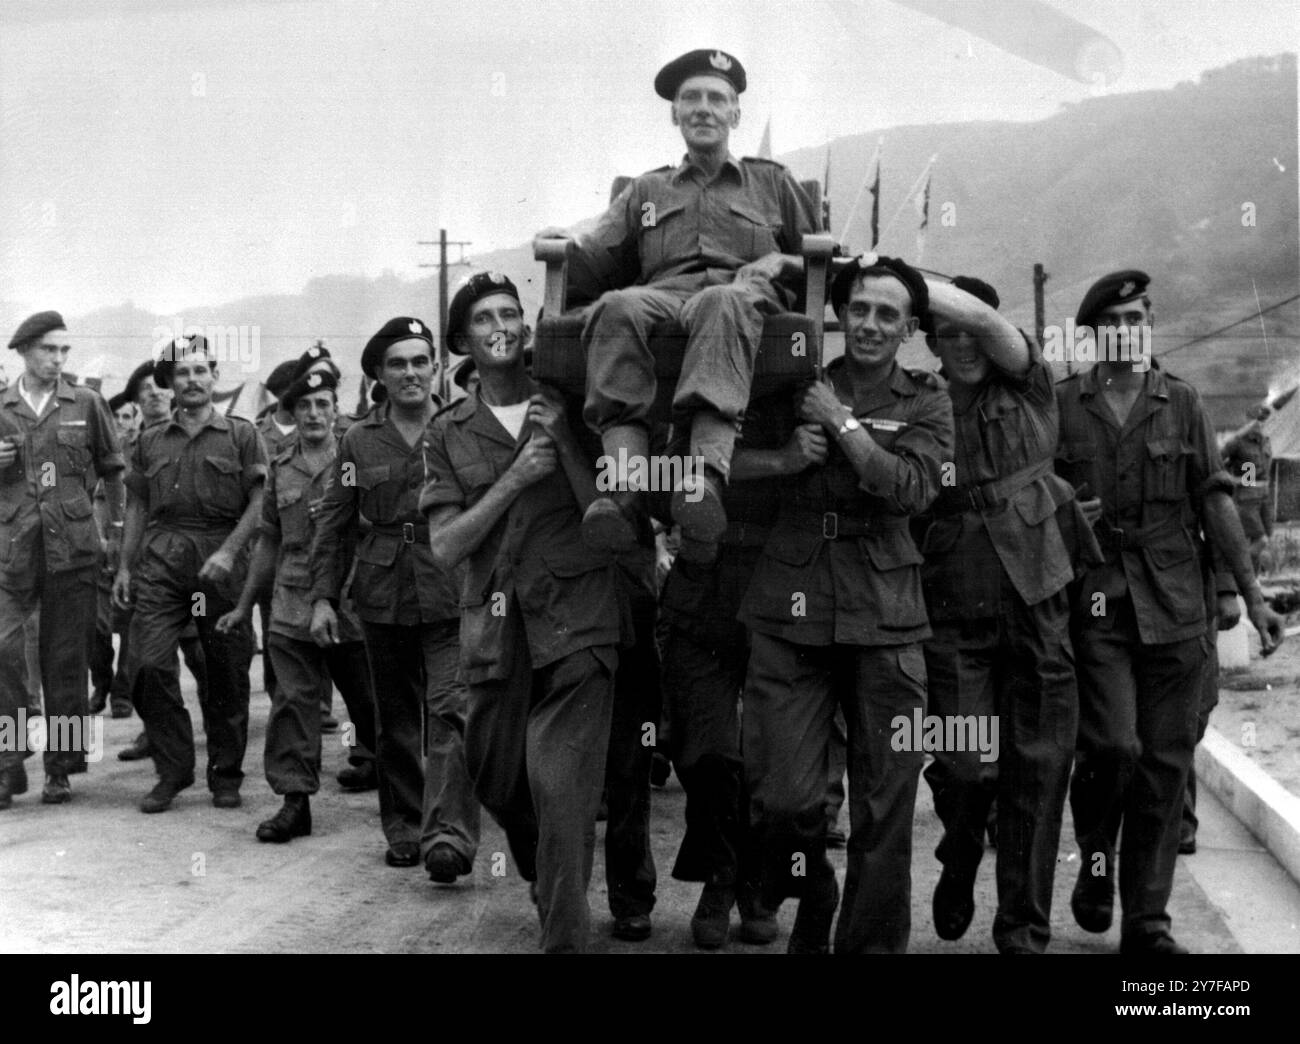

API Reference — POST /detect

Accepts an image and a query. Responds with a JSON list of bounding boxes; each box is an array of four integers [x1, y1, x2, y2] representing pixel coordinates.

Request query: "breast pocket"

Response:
[[201, 454, 244, 510], [357, 464, 395, 523], [727, 201, 780, 261], [55, 428, 91, 476], [276, 486, 311, 547], [144, 456, 180, 508], [1054, 440, 1093, 493], [639, 201, 687, 275], [1144, 437, 1191, 501], [982, 397, 1028, 465]]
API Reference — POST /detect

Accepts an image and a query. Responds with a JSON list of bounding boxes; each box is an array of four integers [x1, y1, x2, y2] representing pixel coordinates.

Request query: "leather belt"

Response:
[[372, 521, 419, 544], [932, 458, 1053, 517], [788, 509, 908, 540], [1093, 514, 1184, 552]]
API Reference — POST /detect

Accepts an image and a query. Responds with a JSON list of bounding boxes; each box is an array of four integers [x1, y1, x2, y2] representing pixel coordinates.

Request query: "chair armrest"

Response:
[[801, 234, 836, 374], [533, 236, 573, 316]]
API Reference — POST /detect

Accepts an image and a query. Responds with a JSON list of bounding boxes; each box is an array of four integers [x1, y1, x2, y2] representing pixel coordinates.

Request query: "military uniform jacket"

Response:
[[420, 385, 624, 685], [308, 401, 458, 627], [1222, 426, 1272, 504], [256, 411, 299, 462], [1054, 362, 1233, 645], [262, 436, 363, 644], [920, 339, 1077, 619], [572, 154, 818, 299], [0, 379, 124, 580], [738, 360, 954, 647], [127, 410, 266, 530]]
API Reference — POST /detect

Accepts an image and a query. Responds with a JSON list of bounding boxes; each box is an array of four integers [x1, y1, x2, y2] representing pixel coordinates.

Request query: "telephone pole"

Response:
[[1033, 263, 1056, 371], [418, 229, 471, 401]]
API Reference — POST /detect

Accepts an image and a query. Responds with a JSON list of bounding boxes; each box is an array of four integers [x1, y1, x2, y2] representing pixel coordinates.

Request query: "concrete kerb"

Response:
[[1197, 724, 1300, 885]]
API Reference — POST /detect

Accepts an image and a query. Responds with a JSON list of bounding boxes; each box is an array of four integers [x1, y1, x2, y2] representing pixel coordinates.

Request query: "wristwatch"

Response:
[[837, 412, 862, 439]]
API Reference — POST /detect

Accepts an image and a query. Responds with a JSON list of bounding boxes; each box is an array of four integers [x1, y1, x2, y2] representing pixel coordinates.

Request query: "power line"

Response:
[[1157, 292, 1300, 358]]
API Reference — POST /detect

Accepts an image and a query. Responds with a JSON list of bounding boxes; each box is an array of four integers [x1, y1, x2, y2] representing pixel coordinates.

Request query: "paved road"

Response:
[[2, 680, 1298, 954]]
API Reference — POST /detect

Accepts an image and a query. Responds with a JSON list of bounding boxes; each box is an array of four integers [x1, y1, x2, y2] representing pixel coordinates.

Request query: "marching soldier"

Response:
[[916, 275, 1089, 953], [112, 336, 265, 813], [217, 367, 377, 840], [422, 272, 625, 953], [0, 312, 124, 809], [1055, 270, 1284, 953], [738, 255, 954, 953], [112, 359, 210, 761], [308, 317, 478, 876], [540, 48, 818, 550]]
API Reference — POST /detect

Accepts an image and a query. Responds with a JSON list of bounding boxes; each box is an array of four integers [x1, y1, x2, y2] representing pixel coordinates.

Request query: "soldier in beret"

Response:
[[112, 336, 267, 813], [736, 256, 953, 952], [0, 312, 125, 809], [1055, 270, 1284, 953], [217, 368, 378, 840], [422, 271, 628, 952], [308, 317, 478, 876], [538, 48, 818, 556], [914, 274, 1094, 952]]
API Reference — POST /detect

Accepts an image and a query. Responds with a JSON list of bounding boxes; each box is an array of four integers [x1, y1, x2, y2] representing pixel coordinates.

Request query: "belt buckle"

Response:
[[822, 512, 838, 540], [402, 522, 416, 544]]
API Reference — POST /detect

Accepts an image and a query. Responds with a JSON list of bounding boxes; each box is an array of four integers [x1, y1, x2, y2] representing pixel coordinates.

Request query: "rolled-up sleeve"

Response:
[[856, 388, 955, 515], [238, 423, 268, 491], [124, 435, 151, 503], [419, 422, 465, 514], [259, 465, 281, 540], [89, 394, 125, 477]]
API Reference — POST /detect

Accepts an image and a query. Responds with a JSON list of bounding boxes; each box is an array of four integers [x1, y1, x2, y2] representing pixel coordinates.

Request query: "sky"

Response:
[[1, 0, 1296, 317]]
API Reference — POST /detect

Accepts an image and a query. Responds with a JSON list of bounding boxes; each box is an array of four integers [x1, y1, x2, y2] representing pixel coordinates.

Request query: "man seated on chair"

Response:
[[538, 48, 818, 555]]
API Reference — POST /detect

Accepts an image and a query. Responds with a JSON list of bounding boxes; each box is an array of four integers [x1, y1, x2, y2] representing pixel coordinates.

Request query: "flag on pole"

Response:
[[757, 117, 772, 160], [821, 143, 832, 231], [915, 168, 933, 260], [869, 152, 881, 249]]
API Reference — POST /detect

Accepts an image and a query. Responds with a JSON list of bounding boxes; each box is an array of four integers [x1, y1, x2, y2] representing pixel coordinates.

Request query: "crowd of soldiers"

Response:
[[0, 48, 1288, 956]]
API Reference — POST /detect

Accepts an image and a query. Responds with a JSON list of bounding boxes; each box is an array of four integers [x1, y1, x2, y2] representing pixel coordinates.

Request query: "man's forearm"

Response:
[[101, 472, 125, 528], [427, 477, 523, 570], [221, 486, 264, 558], [1202, 490, 1262, 602], [236, 533, 279, 611], [120, 496, 147, 570], [557, 437, 598, 513]]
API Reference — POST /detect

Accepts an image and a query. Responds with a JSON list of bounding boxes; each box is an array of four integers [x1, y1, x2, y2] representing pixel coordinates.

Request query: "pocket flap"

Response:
[[1146, 437, 1187, 461], [544, 552, 609, 578], [862, 533, 924, 570], [0, 499, 23, 523], [61, 496, 95, 520], [56, 428, 89, 447], [144, 457, 171, 478], [1012, 483, 1057, 527], [728, 201, 773, 227], [1055, 440, 1092, 464], [356, 531, 399, 567], [276, 486, 305, 509], [1144, 533, 1194, 570], [205, 454, 242, 475], [764, 529, 821, 567], [358, 464, 391, 488]]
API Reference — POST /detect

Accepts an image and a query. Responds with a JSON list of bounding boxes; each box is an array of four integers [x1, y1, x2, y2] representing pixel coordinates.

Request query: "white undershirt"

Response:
[[486, 400, 529, 440], [18, 375, 54, 418], [273, 419, 295, 436]]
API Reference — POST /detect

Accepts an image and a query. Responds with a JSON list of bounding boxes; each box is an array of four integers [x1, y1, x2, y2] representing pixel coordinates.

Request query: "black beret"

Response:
[[121, 359, 157, 404], [951, 275, 1000, 311], [153, 334, 215, 389], [1075, 269, 1150, 327], [264, 359, 299, 398], [292, 343, 338, 384], [654, 49, 746, 100], [447, 272, 523, 355], [360, 317, 433, 379], [831, 253, 932, 334], [281, 368, 339, 412], [8, 311, 66, 351], [108, 391, 131, 412]]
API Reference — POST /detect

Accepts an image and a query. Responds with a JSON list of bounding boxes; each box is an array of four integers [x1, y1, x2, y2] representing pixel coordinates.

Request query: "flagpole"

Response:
[[840, 137, 883, 252], [878, 153, 938, 249]]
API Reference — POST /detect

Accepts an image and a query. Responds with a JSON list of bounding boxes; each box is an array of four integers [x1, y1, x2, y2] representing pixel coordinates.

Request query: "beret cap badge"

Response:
[[408, 320, 422, 334], [1119, 281, 1136, 298], [709, 51, 732, 71]]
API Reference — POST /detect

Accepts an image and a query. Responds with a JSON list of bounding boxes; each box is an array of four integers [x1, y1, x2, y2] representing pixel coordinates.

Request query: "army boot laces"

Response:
[[256, 794, 312, 843], [41, 773, 72, 805]]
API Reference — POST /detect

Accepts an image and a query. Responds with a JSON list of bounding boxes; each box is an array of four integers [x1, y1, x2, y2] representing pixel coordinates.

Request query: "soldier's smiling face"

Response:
[[840, 274, 919, 370], [380, 338, 433, 408], [461, 293, 528, 373], [672, 74, 739, 152], [932, 319, 990, 388]]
